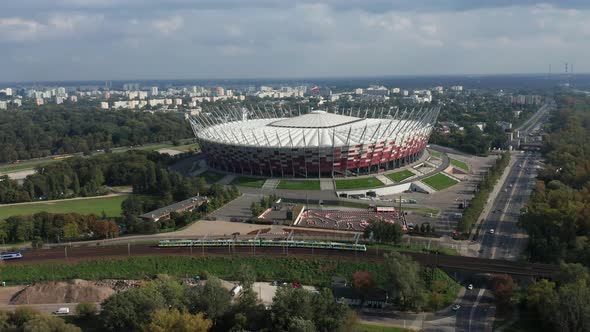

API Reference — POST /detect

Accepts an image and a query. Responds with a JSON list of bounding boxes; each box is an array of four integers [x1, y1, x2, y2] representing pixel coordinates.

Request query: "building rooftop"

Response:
[[140, 196, 207, 221]]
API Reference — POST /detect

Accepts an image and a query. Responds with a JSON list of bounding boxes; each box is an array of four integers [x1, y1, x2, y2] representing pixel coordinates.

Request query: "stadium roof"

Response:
[[189, 107, 440, 148], [269, 110, 362, 128]]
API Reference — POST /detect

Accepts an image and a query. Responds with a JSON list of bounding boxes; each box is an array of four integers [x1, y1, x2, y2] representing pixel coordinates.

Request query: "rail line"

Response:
[[5, 245, 558, 278]]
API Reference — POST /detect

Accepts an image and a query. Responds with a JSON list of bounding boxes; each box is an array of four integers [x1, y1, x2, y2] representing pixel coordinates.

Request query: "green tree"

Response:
[[100, 285, 166, 331], [235, 264, 257, 290], [363, 220, 403, 244], [189, 276, 231, 323], [22, 315, 81, 332], [382, 252, 427, 310], [288, 317, 316, 332], [143, 308, 212, 332], [75, 302, 97, 319]]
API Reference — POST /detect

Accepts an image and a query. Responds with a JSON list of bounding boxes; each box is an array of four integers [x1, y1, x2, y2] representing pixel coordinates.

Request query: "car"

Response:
[[489, 229, 495, 234], [452, 304, 461, 311], [53, 307, 70, 315], [503, 188, 508, 192], [467, 284, 473, 290]]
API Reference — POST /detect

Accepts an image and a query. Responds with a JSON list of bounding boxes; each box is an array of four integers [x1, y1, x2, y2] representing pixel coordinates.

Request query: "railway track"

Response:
[[5, 245, 558, 278]]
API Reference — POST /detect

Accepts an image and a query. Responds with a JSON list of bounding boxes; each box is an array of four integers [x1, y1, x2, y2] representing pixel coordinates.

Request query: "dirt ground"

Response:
[[171, 220, 276, 237], [9, 279, 137, 305]]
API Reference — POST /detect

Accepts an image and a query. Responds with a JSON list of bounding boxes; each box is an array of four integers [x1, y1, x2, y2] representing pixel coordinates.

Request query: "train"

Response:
[[158, 239, 367, 251], [0, 252, 23, 260]]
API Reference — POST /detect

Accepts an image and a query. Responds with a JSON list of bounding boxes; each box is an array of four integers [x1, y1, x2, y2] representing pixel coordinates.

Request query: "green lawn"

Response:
[[0, 195, 129, 221], [335, 177, 384, 190], [277, 180, 321, 190], [0, 159, 59, 173], [428, 149, 442, 158], [450, 158, 469, 171], [231, 176, 266, 188], [197, 170, 226, 184], [385, 169, 415, 182], [355, 323, 413, 332], [422, 173, 459, 191]]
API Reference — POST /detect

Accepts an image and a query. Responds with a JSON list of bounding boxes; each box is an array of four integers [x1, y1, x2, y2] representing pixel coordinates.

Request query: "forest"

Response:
[[0, 151, 189, 203], [0, 107, 192, 162], [520, 94, 590, 265]]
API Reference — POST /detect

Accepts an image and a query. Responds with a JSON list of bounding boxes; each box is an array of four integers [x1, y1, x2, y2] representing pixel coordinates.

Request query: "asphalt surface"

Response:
[[453, 101, 553, 332]]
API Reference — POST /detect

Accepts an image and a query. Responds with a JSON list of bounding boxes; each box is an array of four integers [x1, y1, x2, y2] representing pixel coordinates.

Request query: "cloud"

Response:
[[152, 15, 183, 35], [0, 1, 589, 81]]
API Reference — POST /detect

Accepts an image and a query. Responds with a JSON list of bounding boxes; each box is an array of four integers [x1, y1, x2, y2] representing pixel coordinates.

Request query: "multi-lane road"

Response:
[[453, 101, 553, 332]]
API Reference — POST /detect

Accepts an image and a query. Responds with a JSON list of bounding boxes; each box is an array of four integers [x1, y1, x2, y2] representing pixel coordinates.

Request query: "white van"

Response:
[[54, 307, 70, 315], [230, 285, 243, 297]]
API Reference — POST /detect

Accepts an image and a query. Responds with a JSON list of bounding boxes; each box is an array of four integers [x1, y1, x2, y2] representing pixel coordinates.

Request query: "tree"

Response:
[[352, 271, 375, 304], [363, 220, 402, 244], [235, 264, 257, 290], [100, 285, 166, 331], [288, 317, 316, 332], [143, 308, 212, 332], [382, 252, 427, 310], [490, 274, 518, 314], [75, 302, 97, 319], [22, 315, 81, 332], [271, 287, 315, 331], [189, 276, 231, 323]]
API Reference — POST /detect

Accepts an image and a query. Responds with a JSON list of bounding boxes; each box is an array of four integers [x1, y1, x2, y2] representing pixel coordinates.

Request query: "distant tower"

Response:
[[565, 62, 568, 73]]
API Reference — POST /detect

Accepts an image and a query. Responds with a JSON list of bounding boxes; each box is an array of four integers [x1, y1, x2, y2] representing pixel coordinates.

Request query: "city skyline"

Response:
[[0, 0, 588, 82]]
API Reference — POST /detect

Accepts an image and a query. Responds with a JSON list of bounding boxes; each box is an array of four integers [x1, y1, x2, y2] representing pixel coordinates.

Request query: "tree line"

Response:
[[0, 107, 193, 162], [520, 94, 590, 265], [0, 151, 192, 204]]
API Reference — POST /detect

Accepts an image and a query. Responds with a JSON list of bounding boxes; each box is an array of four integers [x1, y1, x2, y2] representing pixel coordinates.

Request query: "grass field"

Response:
[[428, 149, 442, 158], [450, 158, 469, 171], [0, 159, 58, 173], [335, 177, 384, 189], [355, 323, 413, 332], [0, 195, 129, 221], [422, 173, 458, 191], [197, 170, 226, 184], [385, 169, 415, 182], [231, 176, 266, 188], [277, 180, 321, 190]]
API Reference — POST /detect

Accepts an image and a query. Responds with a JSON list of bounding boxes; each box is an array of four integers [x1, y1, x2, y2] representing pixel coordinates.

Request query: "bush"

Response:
[[75, 302, 97, 319]]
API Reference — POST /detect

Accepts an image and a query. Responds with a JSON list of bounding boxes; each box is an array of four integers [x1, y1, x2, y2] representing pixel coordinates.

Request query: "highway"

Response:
[[454, 101, 553, 332]]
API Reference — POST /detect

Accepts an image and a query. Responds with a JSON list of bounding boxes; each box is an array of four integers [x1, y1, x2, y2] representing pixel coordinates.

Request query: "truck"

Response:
[[53, 307, 70, 315]]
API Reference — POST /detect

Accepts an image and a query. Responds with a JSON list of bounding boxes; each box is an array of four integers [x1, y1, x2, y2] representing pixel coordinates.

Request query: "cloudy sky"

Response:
[[0, 0, 588, 82]]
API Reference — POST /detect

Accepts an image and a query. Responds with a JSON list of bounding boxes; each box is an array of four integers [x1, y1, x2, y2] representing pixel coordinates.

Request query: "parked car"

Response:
[[467, 284, 473, 290], [452, 304, 461, 311], [53, 307, 70, 315]]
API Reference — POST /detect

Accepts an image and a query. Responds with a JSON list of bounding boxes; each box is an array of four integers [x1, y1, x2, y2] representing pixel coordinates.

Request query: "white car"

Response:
[[467, 284, 474, 290], [452, 304, 461, 311], [489, 229, 495, 235]]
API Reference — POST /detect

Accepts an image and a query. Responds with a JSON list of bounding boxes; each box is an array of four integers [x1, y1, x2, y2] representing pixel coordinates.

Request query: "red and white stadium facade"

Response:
[[189, 107, 440, 178]]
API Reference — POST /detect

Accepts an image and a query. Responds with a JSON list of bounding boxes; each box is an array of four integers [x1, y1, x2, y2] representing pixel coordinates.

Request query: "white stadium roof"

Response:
[[192, 108, 439, 148]]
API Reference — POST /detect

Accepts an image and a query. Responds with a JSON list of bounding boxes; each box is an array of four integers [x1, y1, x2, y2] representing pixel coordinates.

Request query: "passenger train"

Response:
[[158, 239, 366, 251]]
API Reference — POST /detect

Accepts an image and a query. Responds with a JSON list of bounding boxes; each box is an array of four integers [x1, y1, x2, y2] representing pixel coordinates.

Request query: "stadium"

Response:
[[188, 106, 440, 178]]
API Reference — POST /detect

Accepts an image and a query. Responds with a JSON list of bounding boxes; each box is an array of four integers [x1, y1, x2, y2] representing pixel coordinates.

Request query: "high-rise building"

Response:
[[0, 101, 7, 110], [69, 95, 78, 103], [56, 96, 64, 105], [35, 98, 44, 106], [151, 86, 159, 96], [100, 102, 109, 109]]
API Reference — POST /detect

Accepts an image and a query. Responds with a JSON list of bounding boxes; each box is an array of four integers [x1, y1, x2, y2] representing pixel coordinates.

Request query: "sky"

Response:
[[0, 0, 588, 82]]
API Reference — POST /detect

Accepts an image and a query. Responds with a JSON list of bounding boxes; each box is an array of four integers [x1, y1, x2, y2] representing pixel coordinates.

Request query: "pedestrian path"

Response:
[[375, 174, 394, 185], [262, 179, 280, 190], [320, 179, 334, 191], [219, 174, 236, 185]]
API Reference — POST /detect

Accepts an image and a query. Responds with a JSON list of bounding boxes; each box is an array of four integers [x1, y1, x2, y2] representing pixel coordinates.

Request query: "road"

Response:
[[453, 101, 553, 332]]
